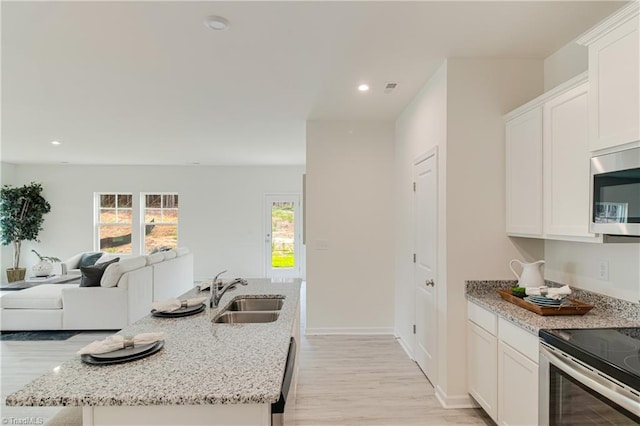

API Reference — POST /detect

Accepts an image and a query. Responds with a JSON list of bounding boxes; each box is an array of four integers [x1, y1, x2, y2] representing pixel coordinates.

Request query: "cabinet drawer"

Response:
[[498, 318, 538, 363], [467, 301, 497, 335]]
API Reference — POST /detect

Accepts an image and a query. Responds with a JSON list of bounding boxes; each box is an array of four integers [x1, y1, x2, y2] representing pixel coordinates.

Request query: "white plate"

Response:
[[151, 303, 205, 318], [527, 295, 563, 304], [524, 297, 564, 306], [81, 341, 164, 365]]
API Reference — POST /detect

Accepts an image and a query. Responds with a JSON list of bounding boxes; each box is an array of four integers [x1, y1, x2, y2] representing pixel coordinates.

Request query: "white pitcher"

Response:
[[509, 259, 545, 288]]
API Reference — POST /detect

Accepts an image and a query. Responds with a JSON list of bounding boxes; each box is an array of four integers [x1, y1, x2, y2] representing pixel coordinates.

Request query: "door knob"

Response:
[[425, 279, 435, 287]]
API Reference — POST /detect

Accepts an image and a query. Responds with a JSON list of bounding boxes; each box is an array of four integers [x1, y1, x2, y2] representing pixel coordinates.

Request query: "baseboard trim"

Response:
[[435, 385, 477, 409], [395, 335, 414, 360], [305, 327, 394, 335]]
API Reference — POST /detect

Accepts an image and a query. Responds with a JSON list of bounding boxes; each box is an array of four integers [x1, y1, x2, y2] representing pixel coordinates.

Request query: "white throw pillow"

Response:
[[96, 253, 117, 264], [100, 256, 147, 288], [146, 252, 165, 266], [163, 249, 177, 260], [176, 247, 190, 257]]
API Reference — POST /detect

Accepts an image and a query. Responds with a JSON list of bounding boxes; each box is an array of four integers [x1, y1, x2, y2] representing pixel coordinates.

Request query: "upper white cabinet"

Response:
[[505, 74, 600, 241], [543, 82, 599, 241], [506, 107, 543, 237], [577, 3, 639, 151]]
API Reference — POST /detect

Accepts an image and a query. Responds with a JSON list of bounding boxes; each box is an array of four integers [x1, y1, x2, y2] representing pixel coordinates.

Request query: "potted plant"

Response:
[[0, 182, 52, 282], [31, 249, 61, 277]]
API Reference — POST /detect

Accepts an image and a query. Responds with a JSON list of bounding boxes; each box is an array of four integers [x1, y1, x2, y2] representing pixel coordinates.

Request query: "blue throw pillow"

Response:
[[79, 252, 103, 268], [80, 257, 119, 287]]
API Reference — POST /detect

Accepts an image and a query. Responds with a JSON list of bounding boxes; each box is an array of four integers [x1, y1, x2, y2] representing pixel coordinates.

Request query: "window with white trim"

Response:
[[96, 193, 133, 254], [142, 193, 179, 254]]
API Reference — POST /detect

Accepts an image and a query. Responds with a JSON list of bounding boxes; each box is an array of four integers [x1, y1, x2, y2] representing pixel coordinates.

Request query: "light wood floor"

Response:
[[1, 332, 492, 426], [292, 335, 493, 425], [0, 331, 111, 425]]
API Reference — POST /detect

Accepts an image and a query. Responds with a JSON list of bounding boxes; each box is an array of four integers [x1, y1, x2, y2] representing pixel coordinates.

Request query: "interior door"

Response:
[[413, 150, 438, 384], [265, 194, 301, 278]]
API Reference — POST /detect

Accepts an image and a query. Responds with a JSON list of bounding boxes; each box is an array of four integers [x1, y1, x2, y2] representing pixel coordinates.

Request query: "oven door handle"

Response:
[[540, 344, 640, 417]]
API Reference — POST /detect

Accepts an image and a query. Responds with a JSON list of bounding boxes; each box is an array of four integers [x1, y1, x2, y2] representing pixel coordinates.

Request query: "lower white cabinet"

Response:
[[468, 321, 498, 421], [467, 301, 539, 426], [497, 341, 539, 426]]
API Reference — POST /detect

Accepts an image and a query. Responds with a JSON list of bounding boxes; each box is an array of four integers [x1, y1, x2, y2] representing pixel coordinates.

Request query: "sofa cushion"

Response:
[[145, 252, 165, 266], [101, 256, 147, 288], [1, 284, 70, 309], [163, 249, 177, 260], [79, 252, 103, 268], [80, 257, 120, 287], [176, 247, 190, 257]]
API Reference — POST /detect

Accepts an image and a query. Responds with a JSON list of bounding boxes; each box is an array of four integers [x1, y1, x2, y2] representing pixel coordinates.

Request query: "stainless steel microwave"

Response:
[[590, 146, 640, 236]]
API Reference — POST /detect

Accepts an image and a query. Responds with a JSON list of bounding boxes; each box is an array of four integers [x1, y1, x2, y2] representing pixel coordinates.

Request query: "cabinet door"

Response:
[[468, 321, 498, 422], [506, 108, 543, 237], [498, 341, 538, 426], [587, 17, 639, 151], [543, 82, 599, 241]]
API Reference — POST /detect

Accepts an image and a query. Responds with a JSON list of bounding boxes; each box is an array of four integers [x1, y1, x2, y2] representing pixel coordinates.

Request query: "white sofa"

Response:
[[0, 248, 194, 331]]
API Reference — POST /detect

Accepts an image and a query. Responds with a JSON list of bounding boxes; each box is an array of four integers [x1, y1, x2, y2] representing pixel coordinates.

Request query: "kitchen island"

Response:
[[6, 278, 301, 426]]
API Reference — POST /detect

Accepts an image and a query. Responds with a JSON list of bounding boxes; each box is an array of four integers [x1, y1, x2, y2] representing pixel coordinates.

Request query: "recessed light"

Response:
[[205, 15, 230, 31], [358, 84, 370, 92], [51, 140, 61, 146]]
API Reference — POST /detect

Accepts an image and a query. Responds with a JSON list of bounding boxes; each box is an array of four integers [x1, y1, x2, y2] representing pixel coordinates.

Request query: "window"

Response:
[[142, 193, 179, 253], [96, 193, 133, 254]]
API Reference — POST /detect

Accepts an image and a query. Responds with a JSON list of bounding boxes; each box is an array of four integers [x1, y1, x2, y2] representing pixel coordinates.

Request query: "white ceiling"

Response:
[[1, 1, 625, 166]]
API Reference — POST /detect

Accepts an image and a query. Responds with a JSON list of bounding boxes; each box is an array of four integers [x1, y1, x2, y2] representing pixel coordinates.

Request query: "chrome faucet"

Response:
[[207, 269, 227, 305], [210, 277, 248, 308]]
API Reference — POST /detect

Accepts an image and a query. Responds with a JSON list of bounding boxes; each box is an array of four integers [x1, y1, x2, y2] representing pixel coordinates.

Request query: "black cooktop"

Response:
[[539, 327, 640, 391]]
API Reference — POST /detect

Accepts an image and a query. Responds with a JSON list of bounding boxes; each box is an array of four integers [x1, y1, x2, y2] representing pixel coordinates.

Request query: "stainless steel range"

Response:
[[539, 327, 640, 425]]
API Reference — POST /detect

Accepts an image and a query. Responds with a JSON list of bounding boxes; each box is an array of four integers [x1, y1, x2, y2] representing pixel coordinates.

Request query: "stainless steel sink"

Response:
[[227, 298, 284, 311], [213, 311, 280, 324]]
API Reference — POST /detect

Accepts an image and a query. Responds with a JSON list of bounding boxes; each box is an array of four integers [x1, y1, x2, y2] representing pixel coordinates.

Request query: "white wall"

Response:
[[545, 241, 639, 302], [0, 164, 305, 282], [444, 58, 544, 404], [543, 37, 640, 303], [306, 120, 395, 333], [394, 58, 544, 407], [0, 162, 18, 272], [394, 62, 448, 354]]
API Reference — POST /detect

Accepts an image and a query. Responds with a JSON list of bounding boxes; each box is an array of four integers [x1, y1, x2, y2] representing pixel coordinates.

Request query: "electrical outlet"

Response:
[[597, 261, 609, 281]]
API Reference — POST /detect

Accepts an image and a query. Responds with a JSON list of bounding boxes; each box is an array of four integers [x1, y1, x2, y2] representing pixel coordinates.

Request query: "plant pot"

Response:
[[32, 260, 54, 277], [6, 268, 26, 282]]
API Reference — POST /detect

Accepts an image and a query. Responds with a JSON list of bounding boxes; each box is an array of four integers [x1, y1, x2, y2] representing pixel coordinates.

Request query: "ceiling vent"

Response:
[[384, 82, 398, 94]]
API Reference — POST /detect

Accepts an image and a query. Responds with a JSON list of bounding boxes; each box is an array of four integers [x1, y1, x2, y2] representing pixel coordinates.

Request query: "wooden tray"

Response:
[[497, 289, 594, 316]]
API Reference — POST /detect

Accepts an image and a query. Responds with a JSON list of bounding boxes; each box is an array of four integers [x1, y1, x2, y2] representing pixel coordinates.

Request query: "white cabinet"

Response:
[[543, 82, 599, 241], [505, 74, 600, 241], [506, 107, 543, 237], [577, 3, 639, 151], [467, 302, 539, 426], [497, 318, 539, 426], [468, 321, 498, 421], [497, 341, 539, 426]]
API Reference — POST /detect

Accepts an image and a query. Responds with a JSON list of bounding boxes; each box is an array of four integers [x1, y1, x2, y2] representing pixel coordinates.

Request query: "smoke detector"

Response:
[[384, 82, 398, 94]]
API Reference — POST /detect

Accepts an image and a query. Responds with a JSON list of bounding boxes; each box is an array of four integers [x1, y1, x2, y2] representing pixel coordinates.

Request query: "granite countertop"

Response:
[[6, 278, 301, 407], [466, 280, 640, 335]]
